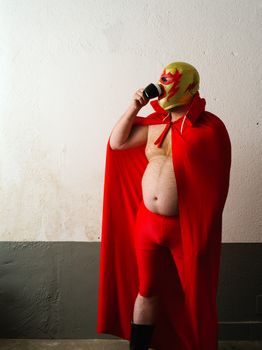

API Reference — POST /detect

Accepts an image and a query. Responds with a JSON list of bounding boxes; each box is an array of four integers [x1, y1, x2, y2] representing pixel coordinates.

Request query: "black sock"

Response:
[[129, 320, 155, 350]]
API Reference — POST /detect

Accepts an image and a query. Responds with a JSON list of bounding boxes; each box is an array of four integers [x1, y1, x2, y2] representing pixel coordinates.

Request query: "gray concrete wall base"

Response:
[[0, 242, 261, 341]]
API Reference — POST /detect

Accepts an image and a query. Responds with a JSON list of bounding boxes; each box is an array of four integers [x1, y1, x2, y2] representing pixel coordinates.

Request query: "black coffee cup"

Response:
[[143, 83, 163, 99]]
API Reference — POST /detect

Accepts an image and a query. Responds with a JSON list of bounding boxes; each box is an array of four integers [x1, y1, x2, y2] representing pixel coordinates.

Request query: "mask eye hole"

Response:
[[161, 76, 172, 83]]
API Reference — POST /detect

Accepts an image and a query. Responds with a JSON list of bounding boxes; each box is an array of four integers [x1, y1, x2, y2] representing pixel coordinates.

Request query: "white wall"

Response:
[[0, 0, 261, 241]]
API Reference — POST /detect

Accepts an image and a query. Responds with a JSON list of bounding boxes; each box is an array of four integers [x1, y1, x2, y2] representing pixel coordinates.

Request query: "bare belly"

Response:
[[141, 155, 179, 216]]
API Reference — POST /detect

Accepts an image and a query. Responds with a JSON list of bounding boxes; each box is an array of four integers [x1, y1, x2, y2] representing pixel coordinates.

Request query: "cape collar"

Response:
[[150, 92, 206, 147], [149, 91, 206, 126]]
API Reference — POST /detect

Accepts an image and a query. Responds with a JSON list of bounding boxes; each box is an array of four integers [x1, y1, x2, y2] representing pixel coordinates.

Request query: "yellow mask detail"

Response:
[[157, 62, 200, 111]]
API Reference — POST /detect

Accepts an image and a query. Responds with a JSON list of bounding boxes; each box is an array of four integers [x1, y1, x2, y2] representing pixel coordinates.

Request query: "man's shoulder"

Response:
[[203, 110, 228, 129], [134, 112, 164, 126], [202, 111, 231, 142]]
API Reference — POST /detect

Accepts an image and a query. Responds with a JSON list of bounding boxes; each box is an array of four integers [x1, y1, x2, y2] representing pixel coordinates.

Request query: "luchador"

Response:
[[96, 61, 232, 350]]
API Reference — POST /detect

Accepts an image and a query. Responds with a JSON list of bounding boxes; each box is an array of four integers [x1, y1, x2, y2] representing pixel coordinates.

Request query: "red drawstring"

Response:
[[153, 122, 172, 148], [153, 113, 188, 148]]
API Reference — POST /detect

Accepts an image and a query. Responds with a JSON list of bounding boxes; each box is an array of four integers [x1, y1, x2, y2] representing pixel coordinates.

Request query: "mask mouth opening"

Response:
[[157, 85, 167, 100], [154, 83, 163, 96]]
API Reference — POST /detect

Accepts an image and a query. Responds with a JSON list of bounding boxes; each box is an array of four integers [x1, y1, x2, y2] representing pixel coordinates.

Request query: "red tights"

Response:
[[134, 199, 183, 298]]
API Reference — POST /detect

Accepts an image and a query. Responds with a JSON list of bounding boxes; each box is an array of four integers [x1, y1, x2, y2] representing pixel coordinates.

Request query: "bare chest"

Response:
[[145, 124, 172, 160]]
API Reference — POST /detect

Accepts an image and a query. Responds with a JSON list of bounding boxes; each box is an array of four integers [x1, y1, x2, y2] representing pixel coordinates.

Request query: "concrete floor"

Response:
[[0, 340, 262, 350]]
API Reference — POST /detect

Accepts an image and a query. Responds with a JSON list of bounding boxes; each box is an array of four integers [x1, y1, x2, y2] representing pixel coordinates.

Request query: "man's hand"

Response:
[[130, 88, 149, 110]]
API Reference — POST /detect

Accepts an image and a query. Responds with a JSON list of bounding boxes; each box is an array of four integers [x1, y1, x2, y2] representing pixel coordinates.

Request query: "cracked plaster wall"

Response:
[[0, 0, 261, 242]]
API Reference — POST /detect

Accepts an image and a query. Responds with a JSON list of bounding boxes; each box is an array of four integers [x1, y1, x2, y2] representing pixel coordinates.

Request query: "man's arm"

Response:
[[114, 124, 148, 150], [109, 88, 149, 150]]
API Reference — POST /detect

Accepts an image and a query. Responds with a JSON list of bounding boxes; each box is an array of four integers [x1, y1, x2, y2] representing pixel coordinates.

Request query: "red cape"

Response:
[[96, 92, 231, 350]]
